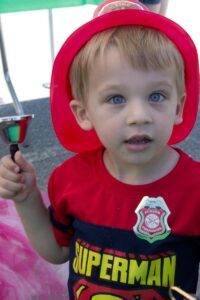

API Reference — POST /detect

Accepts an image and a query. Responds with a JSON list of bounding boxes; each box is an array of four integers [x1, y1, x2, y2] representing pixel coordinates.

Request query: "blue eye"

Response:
[[149, 93, 165, 103], [109, 95, 126, 105]]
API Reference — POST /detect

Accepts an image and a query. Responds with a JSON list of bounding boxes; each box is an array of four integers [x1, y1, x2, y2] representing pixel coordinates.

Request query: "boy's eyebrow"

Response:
[[96, 83, 124, 91], [96, 84, 127, 95], [98, 81, 174, 92], [149, 81, 174, 88], [141, 78, 175, 89]]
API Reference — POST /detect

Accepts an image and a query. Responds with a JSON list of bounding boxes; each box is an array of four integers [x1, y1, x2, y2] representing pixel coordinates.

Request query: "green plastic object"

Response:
[[7, 125, 20, 143], [0, 0, 102, 13]]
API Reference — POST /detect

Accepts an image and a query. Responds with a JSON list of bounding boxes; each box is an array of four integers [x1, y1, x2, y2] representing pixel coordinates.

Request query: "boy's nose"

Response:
[[126, 99, 152, 125]]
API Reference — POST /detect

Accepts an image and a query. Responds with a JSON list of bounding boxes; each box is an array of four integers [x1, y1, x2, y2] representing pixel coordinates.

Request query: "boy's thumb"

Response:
[[14, 151, 33, 172]]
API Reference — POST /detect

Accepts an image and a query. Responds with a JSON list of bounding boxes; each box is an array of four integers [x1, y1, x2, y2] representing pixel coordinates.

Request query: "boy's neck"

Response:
[[103, 146, 179, 185]]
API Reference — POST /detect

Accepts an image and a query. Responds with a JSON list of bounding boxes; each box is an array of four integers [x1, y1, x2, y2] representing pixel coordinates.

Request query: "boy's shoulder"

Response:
[[48, 148, 101, 196], [61, 147, 101, 170], [179, 148, 200, 165], [177, 148, 200, 176], [49, 147, 102, 183]]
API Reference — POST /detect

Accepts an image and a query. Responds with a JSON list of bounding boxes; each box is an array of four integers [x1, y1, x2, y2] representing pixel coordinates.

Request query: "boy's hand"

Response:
[[0, 151, 36, 202]]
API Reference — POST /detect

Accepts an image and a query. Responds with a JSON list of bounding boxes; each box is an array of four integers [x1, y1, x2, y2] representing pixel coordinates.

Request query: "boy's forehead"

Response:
[[89, 49, 177, 83], [83, 27, 181, 70]]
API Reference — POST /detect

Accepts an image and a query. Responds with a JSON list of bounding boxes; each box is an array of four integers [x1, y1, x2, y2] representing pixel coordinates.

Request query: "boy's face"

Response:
[[70, 47, 185, 171]]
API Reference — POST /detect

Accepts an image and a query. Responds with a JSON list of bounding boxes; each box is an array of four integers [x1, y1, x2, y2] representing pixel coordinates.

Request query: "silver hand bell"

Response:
[[0, 114, 34, 160]]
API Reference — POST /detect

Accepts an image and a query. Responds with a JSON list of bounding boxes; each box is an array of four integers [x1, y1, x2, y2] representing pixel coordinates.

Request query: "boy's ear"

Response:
[[174, 94, 186, 125], [70, 99, 93, 131]]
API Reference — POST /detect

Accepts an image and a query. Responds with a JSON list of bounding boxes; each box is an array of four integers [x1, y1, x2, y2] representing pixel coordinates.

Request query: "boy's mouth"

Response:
[[125, 135, 152, 144]]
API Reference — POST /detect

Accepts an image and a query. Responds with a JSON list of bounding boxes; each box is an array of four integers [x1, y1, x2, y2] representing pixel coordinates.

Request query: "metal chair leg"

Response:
[[0, 16, 24, 115]]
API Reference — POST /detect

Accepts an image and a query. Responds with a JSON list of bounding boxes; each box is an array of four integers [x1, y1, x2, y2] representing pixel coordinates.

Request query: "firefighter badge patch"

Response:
[[133, 196, 171, 243]]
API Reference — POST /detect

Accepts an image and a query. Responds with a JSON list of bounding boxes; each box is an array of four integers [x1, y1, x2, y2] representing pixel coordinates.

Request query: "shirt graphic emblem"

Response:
[[133, 196, 171, 243]]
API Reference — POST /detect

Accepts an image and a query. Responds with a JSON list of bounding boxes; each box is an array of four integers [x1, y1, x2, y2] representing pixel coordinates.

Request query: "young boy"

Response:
[[0, 0, 199, 299]]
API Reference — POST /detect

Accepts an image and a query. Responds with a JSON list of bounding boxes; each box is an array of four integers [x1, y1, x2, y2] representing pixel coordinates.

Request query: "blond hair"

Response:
[[69, 26, 185, 102]]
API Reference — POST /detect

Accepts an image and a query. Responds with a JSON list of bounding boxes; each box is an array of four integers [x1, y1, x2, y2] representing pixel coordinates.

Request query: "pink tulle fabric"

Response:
[[0, 194, 69, 300]]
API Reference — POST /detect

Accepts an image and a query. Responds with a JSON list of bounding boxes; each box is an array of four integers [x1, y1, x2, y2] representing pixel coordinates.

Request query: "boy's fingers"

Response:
[[0, 155, 16, 169], [0, 152, 34, 175], [0, 179, 24, 198], [0, 162, 23, 182], [0, 155, 19, 173], [0, 188, 21, 199], [0, 176, 24, 192]]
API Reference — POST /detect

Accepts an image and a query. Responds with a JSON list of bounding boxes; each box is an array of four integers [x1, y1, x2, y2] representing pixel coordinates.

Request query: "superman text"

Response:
[[72, 240, 176, 288]]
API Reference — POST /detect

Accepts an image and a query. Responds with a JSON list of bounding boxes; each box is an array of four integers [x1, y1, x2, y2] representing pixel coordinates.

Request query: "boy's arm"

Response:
[[15, 186, 69, 264], [0, 151, 69, 264]]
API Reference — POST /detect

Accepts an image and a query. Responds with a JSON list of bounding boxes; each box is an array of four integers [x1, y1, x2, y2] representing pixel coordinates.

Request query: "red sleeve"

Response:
[[48, 167, 74, 246]]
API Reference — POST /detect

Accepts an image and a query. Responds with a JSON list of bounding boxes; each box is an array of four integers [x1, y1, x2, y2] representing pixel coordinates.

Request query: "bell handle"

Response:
[[10, 144, 19, 161]]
